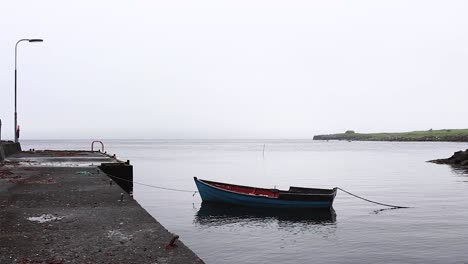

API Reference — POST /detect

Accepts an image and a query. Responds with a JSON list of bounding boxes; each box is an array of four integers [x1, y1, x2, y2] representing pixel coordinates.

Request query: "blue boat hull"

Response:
[[194, 178, 336, 209]]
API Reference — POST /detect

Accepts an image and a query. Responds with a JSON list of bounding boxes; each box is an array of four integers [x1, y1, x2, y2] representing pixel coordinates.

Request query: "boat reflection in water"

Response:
[[194, 202, 336, 228]]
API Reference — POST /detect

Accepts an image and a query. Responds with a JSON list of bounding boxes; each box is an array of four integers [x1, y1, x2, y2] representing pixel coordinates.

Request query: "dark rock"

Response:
[[429, 149, 468, 166]]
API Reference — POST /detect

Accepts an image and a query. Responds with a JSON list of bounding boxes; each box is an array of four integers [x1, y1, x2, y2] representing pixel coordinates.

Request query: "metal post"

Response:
[[14, 39, 43, 143], [14, 40, 21, 143], [0, 119, 2, 141]]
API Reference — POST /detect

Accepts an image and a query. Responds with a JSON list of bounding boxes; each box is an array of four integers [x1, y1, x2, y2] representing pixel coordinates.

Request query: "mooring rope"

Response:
[[104, 174, 409, 208], [337, 187, 410, 208], [106, 174, 198, 195]]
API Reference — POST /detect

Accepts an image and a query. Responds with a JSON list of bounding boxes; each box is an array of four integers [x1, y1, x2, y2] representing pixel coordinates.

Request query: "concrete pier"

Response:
[[0, 149, 204, 263], [0, 141, 21, 161]]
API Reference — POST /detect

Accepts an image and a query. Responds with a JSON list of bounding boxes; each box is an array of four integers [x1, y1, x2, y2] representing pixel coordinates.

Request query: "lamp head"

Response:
[[28, 39, 43, 42]]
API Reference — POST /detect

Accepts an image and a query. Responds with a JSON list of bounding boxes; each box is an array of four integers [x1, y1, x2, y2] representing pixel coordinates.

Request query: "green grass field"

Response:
[[313, 129, 468, 142]]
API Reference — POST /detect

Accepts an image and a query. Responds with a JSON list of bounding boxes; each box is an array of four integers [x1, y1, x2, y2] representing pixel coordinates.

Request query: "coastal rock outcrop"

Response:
[[429, 149, 468, 166]]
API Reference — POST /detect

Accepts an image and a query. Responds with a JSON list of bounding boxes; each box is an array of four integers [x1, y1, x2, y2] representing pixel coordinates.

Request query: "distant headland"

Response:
[[313, 129, 468, 142]]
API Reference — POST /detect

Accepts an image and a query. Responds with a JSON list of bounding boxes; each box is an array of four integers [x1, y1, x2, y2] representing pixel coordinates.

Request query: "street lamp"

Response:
[[14, 38, 43, 143]]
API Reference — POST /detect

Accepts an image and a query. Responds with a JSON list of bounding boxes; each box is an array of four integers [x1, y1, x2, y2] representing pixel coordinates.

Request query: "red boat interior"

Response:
[[205, 180, 280, 198]]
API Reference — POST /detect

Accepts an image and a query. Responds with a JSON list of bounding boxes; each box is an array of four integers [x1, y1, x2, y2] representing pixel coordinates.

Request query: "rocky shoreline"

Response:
[[429, 149, 468, 166], [313, 129, 468, 142], [313, 135, 468, 142]]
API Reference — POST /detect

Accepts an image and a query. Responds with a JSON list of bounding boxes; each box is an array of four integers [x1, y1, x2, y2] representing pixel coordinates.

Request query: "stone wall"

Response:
[[0, 142, 22, 161]]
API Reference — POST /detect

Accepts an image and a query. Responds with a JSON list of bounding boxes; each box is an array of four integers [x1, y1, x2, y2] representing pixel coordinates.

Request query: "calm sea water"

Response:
[[22, 140, 468, 264]]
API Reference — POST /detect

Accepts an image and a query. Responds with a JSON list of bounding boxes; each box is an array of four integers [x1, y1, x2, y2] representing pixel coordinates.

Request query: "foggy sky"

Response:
[[1, 1, 468, 139]]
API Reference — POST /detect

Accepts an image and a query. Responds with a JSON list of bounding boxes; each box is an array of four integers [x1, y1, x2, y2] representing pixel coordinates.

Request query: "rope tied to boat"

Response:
[[336, 187, 410, 209], [106, 174, 198, 196], [105, 174, 409, 208]]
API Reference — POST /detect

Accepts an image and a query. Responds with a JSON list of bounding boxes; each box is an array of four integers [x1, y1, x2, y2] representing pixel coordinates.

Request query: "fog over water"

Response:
[[20, 140, 468, 264], [4, 3, 468, 263], [1, 1, 468, 140]]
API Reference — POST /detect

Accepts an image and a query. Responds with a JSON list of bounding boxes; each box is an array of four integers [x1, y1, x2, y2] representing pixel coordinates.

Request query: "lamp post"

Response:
[[15, 39, 43, 143]]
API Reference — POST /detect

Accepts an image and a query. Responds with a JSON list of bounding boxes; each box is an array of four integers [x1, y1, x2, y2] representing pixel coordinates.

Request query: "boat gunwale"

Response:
[[194, 177, 337, 200]]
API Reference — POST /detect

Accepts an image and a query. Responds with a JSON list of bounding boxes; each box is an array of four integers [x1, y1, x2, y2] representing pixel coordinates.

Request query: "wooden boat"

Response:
[[194, 177, 337, 209]]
